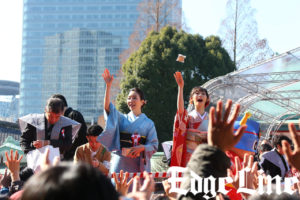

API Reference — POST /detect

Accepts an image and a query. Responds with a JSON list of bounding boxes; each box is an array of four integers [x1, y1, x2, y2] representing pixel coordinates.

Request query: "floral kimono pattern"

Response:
[[171, 109, 208, 167]]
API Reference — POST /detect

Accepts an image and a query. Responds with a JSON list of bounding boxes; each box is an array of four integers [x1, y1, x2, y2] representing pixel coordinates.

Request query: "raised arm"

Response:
[[174, 72, 184, 115], [102, 68, 114, 114]]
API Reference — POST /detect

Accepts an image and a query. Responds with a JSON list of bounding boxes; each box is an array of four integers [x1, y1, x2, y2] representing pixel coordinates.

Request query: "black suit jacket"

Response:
[[63, 107, 88, 160], [20, 118, 72, 154]]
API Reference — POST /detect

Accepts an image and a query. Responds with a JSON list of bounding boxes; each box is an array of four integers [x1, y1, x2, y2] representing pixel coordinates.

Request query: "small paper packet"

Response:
[[176, 54, 186, 63]]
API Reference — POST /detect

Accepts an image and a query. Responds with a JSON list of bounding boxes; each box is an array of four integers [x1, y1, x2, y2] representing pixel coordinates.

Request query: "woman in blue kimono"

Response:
[[97, 68, 158, 173]]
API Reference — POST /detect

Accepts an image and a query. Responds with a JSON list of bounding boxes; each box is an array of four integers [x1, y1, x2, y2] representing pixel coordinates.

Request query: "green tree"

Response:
[[116, 26, 235, 145]]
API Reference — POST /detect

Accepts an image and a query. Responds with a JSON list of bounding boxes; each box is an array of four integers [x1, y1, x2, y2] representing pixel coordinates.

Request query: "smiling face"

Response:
[[189, 88, 209, 110], [127, 91, 145, 112]]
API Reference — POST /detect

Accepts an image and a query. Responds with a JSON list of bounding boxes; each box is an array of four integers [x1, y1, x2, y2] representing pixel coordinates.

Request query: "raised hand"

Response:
[[282, 120, 300, 171], [162, 180, 177, 200], [208, 99, 247, 152], [40, 148, 60, 172], [33, 140, 43, 149], [113, 170, 134, 196], [102, 68, 114, 87], [0, 169, 11, 188], [5, 150, 23, 182], [33, 140, 49, 149], [228, 154, 258, 190], [174, 71, 184, 114], [102, 68, 113, 113], [173, 71, 184, 88], [129, 171, 154, 200]]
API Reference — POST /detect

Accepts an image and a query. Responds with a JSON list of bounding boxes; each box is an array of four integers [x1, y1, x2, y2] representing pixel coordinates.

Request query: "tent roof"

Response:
[[203, 47, 300, 137], [0, 136, 22, 151], [0, 136, 26, 165]]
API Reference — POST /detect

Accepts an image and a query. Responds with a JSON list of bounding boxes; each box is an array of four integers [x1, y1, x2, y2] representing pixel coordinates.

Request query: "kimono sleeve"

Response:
[[142, 120, 158, 172], [97, 103, 125, 151], [170, 109, 189, 167], [144, 120, 158, 157]]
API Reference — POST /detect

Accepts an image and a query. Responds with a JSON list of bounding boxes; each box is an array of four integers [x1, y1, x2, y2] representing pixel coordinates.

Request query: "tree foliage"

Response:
[[116, 26, 235, 144], [219, 0, 273, 68]]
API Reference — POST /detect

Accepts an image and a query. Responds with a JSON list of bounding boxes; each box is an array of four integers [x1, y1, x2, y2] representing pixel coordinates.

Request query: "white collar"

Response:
[[197, 111, 207, 120], [128, 111, 139, 121], [190, 110, 207, 120]]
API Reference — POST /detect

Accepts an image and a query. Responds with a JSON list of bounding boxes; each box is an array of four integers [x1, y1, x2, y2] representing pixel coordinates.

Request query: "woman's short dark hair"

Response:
[[21, 162, 119, 200], [87, 125, 103, 137]]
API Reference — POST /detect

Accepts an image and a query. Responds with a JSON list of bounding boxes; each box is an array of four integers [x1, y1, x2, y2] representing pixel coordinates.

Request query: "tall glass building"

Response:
[[20, 0, 182, 122], [0, 80, 19, 122]]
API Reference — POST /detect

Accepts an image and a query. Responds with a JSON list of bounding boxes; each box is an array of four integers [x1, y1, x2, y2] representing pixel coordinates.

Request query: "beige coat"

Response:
[[74, 143, 111, 175]]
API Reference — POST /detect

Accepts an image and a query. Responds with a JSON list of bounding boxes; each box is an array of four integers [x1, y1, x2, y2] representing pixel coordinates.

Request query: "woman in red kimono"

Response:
[[171, 72, 210, 167]]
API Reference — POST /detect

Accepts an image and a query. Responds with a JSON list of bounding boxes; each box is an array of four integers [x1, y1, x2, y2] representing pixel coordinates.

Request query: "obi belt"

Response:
[[186, 129, 207, 153], [120, 132, 146, 148]]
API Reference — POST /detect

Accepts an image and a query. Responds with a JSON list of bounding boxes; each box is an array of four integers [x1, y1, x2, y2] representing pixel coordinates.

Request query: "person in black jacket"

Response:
[[19, 98, 80, 155], [259, 135, 292, 180], [51, 94, 88, 160]]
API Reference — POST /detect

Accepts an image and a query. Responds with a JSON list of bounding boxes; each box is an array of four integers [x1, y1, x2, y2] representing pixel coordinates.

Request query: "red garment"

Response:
[[170, 110, 188, 167], [225, 151, 243, 200], [226, 151, 243, 175], [170, 109, 208, 167]]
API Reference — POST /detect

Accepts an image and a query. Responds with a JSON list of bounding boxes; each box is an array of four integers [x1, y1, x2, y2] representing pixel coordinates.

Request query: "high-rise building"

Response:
[[41, 28, 121, 121], [0, 80, 19, 122], [20, 0, 182, 122]]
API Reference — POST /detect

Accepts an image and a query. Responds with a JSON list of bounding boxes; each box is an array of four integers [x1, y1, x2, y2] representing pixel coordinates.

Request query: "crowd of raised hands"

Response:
[[0, 148, 155, 200], [0, 99, 300, 200], [168, 99, 300, 200]]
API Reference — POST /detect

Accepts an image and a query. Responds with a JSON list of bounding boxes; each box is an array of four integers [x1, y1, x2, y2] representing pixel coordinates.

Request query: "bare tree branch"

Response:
[[119, 0, 182, 65], [218, 0, 273, 68]]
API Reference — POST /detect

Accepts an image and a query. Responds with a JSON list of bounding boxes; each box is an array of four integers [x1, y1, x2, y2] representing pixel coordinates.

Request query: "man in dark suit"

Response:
[[260, 135, 292, 181], [51, 94, 87, 160], [19, 98, 81, 156]]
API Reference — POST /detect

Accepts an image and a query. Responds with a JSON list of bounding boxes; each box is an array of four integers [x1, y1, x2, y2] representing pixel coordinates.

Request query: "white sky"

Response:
[[0, 0, 299, 82], [183, 0, 300, 52]]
